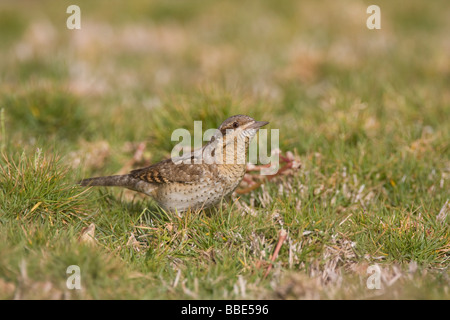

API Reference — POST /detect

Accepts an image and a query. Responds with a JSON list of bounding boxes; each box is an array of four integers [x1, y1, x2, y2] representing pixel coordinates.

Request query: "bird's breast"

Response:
[[152, 164, 246, 213]]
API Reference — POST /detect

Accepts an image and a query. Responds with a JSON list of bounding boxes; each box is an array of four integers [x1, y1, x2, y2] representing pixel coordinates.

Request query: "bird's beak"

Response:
[[247, 121, 269, 130]]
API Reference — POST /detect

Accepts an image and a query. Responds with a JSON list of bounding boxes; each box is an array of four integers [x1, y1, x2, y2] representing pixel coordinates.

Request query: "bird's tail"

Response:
[[79, 174, 155, 195], [79, 174, 133, 187]]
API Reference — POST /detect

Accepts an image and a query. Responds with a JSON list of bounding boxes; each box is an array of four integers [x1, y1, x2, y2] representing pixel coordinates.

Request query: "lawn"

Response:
[[0, 0, 449, 299]]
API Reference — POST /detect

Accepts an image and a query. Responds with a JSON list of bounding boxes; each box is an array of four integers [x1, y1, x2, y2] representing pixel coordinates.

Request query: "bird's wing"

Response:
[[130, 158, 204, 184]]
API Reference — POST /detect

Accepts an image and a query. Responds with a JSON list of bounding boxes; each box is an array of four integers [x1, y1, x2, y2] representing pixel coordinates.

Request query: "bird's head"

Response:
[[201, 115, 268, 165], [212, 115, 269, 145]]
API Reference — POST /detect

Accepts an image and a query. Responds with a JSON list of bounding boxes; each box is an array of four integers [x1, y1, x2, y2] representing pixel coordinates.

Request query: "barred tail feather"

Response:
[[79, 174, 156, 196]]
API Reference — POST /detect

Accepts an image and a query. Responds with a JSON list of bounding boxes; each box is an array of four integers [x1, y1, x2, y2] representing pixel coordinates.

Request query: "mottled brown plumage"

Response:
[[79, 115, 268, 213], [130, 158, 203, 184]]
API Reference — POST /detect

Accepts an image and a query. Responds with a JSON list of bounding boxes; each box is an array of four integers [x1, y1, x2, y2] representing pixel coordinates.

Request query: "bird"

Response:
[[79, 115, 269, 213]]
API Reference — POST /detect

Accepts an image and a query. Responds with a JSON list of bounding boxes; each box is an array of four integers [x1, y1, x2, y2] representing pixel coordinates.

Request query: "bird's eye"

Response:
[[232, 122, 239, 128]]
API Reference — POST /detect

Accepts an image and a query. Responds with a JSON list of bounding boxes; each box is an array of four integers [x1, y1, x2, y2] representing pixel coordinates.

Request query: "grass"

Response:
[[0, 0, 449, 299]]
